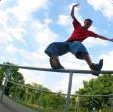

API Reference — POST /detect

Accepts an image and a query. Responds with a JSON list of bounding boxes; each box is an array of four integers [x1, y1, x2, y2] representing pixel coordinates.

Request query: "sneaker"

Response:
[[49, 56, 64, 69], [90, 59, 103, 76]]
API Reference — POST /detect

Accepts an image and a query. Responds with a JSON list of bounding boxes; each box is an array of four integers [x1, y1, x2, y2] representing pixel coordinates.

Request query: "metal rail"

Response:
[[0, 64, 113, 74]]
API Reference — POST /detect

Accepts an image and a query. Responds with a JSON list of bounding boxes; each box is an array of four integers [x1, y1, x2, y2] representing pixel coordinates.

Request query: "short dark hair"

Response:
[[85, 18, 92, 23]]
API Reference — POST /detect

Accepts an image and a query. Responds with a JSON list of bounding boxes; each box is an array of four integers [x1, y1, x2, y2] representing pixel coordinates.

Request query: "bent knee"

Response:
[[75, 52, 88, 59]]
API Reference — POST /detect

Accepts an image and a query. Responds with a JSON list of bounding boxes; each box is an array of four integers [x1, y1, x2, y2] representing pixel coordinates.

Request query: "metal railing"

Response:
[[0, 64, 113, 112]]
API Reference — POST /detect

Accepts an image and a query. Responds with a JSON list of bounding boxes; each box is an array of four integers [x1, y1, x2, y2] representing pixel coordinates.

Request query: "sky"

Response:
[[0, 0, 113, 94]]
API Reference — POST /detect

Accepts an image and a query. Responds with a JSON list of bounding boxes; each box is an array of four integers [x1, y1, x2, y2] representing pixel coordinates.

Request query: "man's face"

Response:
[[84, 20, 92, 29]]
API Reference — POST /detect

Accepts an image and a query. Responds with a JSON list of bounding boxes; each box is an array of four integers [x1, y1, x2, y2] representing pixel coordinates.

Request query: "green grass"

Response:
[[18, 102, 64, 112]]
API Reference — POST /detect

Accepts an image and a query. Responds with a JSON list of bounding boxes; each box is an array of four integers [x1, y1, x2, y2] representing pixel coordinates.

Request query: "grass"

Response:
[[18, 102, 64, 112]]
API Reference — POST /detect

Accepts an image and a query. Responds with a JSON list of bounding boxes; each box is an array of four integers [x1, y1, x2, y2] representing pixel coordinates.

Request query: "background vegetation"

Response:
[[0, 62, 113, 112]]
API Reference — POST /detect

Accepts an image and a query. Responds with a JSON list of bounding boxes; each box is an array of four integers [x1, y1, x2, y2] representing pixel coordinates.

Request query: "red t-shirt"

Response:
[[67, 20, 99, 42]]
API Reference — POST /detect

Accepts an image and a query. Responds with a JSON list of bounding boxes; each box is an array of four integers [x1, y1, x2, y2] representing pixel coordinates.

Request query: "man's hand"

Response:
[[109, 38, 113, 42], [73, 4, 79, 8]]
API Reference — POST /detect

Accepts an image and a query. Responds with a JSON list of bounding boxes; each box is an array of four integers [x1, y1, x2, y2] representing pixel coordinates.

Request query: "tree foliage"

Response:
[[76, 74, 113, 112], [0, 62, 24, 96]]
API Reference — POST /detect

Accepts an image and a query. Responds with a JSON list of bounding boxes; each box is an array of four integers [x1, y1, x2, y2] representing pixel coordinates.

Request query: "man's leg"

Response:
[[49, 56, 64, 69], [76, 52, 103, 76], [45, 42, 69, 69], [82, 53, 103, 71], [80, 53, 92, 66], [69, 41, 103, 76]]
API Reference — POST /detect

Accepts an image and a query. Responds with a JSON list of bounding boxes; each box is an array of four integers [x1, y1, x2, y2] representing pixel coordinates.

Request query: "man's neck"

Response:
[[83, 26, 89, 29]]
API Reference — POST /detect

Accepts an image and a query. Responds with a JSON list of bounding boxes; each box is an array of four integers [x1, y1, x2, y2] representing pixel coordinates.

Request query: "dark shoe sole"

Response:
[[92, 59, 103, 76], [98, 59, 103, 70], [50, 57, 64, 69]]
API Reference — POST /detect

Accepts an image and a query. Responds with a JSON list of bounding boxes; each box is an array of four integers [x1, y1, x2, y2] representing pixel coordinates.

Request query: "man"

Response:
[[45, 4, 113, 76]]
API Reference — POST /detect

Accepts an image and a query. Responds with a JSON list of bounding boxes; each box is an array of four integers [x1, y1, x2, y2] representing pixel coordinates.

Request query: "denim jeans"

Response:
[[45, 41, 88, 58]]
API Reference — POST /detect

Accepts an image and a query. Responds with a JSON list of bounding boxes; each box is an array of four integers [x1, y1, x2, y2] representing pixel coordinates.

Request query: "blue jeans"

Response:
[[45, 41, 88, 59]]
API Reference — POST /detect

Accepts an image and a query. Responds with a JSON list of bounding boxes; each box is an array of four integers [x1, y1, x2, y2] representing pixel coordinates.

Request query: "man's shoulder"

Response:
[[73, 19, 81, 27]]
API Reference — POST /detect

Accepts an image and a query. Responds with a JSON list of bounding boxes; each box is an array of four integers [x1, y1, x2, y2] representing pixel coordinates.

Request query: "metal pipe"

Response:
[[0, 69, 11, 101], [0, 64, 113, 74], [64, 72, 73, 112]]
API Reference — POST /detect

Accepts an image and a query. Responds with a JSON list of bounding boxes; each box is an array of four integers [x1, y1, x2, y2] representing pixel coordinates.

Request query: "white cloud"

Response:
[[0, 10, 8, 22], [83, 37, 108, 48], [58, 15, 71, 26], [9, 0, 48, 22], [33, 20, 58, 46], [0, 0, 50, 45], [87, 0, 113, 18], [99, 50, 113, 70], [17, 49, 49, 67], [6, 44, 18, 53], [0, 0, 7, 4], [19, 69, 46, 84], [53, 73, 96, 94], [0, 31, 13, 45]]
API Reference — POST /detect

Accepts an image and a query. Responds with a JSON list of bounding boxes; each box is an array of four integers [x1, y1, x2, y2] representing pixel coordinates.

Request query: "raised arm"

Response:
[[71, 4, 79, 20], [97, 35, 113, 42]]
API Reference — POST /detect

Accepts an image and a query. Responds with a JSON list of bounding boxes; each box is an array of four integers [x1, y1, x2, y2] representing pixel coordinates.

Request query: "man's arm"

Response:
[[71, 4, 79, 20], [97, 35, 113, 42]]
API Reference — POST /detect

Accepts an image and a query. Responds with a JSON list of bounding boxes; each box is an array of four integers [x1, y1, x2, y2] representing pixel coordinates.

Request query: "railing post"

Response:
[[64, 72, 73, 112], [76, 96, 80, 112], [0, 69, 11, 101]]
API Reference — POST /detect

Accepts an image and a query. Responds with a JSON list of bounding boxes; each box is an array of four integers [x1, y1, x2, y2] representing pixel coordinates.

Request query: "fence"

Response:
[[0, 64, 113, 112]]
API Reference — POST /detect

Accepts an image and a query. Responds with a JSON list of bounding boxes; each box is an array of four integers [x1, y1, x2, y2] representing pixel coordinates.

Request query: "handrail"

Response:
[[8, 80, 68, 96], [3, 79, 113, 97], [0, 64, 113, 74]]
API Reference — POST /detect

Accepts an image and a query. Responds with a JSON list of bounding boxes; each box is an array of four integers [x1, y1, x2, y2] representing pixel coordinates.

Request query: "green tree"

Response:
[[76, 74, 113, 112], [0, 67, 5, 87], [0, 62, 24, 96]]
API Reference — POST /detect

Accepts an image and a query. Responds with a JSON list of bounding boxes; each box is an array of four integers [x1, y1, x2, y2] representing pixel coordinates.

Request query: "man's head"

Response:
[[83, 19, 93, 29]]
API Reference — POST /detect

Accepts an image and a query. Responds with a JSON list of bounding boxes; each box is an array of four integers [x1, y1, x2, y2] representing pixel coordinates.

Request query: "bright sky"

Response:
[[0, 0, 113, 94]]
